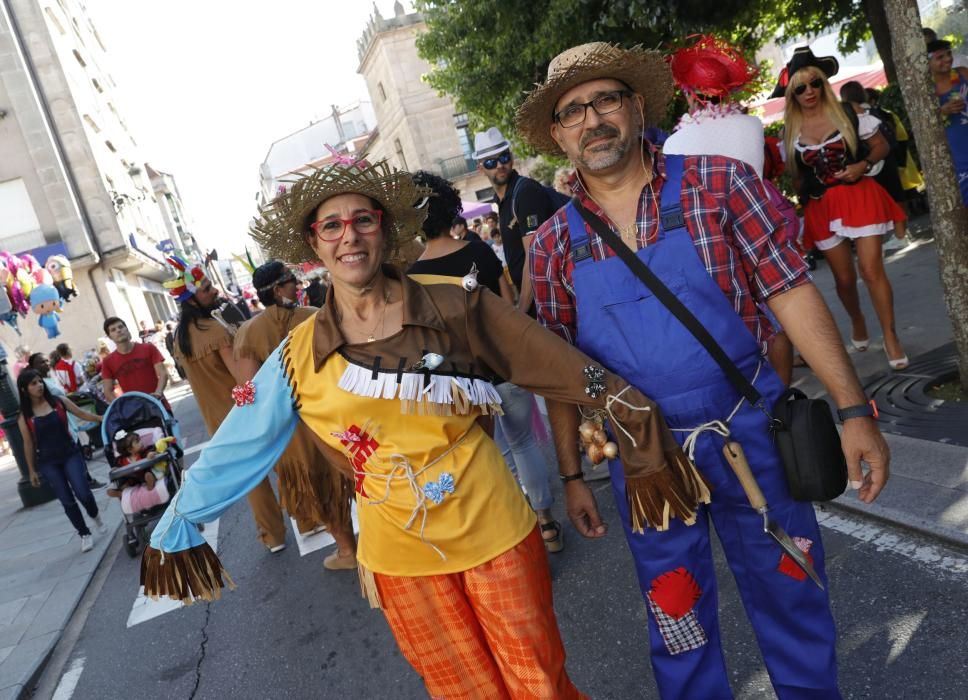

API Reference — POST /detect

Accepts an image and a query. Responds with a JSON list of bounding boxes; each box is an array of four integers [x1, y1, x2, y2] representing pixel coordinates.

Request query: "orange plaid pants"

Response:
[[374, 527, 586, 699]]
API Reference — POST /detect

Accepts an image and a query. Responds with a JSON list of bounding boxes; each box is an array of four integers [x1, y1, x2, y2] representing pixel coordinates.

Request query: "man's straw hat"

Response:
[[516, 42, 673, 156]]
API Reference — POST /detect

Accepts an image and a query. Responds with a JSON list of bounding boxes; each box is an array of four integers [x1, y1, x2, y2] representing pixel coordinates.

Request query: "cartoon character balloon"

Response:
[[30, 284, 62, 339], [45, 255, 77, 302]]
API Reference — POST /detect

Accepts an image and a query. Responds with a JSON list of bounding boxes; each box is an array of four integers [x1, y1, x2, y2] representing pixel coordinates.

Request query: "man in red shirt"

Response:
[[101, 317, 169, 409]]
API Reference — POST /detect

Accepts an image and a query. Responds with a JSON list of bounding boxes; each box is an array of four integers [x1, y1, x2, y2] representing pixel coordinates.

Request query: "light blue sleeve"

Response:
[[149, 346, 298, 553]]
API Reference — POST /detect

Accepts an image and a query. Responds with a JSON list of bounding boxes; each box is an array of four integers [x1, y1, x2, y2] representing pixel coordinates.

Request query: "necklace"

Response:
[[337, 291, 391, 343], [366, 292, 391, 343]]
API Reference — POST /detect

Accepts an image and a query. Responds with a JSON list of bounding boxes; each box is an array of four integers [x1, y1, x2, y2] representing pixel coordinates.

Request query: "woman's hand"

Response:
[[833, 160, 868, 184], [29, 470, 40, 488]]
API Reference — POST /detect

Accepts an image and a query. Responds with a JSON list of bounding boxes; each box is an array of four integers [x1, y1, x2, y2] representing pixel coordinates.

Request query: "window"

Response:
[[44, 7, 66, 35], [0, 178, 44, 245], [394, 139, 407, 170], [91, 78, 103, 93], [454, 113, 473, 159], [72, 49, 85, 66], [104, 140, 116, 152], [82, 114, 100, 132], [378, 82, 387, 101]]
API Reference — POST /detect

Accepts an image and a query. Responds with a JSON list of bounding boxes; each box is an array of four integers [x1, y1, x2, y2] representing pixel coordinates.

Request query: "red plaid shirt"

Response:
[[530, 152, 810, 347]]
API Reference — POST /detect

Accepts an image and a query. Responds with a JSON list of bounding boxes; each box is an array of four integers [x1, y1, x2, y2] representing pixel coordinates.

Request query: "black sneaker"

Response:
[[88, 478, 106, 490]]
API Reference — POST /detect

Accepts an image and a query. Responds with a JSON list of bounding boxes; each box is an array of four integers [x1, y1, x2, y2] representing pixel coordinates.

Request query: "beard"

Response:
[[574, 124, 632, 171]]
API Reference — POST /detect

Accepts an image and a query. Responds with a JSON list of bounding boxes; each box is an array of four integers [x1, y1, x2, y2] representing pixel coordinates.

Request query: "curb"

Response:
[[824, 497, 968, 554]]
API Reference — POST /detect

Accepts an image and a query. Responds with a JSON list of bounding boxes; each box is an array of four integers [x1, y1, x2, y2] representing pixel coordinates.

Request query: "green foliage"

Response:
[[414, 0, 882, 153], [527, 156, 564, 186]]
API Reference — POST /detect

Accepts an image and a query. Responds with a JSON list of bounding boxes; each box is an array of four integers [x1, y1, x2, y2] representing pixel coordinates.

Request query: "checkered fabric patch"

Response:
[[646, 595, 708, 655]]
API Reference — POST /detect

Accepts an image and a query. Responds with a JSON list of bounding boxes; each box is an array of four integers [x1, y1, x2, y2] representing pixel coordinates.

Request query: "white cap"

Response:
[[472, 127, 511, 160]]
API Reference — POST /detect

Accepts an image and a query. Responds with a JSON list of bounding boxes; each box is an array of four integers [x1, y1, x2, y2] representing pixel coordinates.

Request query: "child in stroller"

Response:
[[107, 428, 176, 514], [102, 392, 183, 557]]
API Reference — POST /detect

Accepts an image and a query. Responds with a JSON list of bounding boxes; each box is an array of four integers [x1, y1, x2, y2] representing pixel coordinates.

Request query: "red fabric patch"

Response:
[[649, 567, 702, 620], [339, 425, 379, 498], [777, 537, 814, 581]]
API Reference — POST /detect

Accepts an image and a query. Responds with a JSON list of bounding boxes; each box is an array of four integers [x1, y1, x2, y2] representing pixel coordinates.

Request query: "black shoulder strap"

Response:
[[569, 190, 764, 409]]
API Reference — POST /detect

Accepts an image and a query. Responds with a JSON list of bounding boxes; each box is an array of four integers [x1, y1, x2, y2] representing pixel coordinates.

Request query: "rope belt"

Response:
[[671, 361, 763, 462]]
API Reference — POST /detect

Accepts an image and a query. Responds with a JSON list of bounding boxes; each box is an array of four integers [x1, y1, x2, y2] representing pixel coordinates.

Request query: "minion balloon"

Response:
[[45, 255, 78, 302]]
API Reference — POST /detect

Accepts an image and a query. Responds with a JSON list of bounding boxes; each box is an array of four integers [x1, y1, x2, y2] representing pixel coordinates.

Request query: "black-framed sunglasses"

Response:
[[793, 78, 824, 96], [554, 89, 632, 128], [481, 151, 512, 170]]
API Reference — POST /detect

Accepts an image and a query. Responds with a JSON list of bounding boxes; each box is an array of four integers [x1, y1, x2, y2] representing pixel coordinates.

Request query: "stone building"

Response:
[[0, 0, 181, 354], [356, 3, 494, 202]]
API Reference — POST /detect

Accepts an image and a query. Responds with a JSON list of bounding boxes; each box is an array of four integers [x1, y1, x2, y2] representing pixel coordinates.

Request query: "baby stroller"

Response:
[[101, 391, 184, 557]]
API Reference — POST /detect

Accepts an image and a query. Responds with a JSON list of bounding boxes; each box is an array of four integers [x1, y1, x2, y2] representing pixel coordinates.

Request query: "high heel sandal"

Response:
[[540, 521, 564, 554], [850, 337, 870, 352], [887, 351, 909, 371]]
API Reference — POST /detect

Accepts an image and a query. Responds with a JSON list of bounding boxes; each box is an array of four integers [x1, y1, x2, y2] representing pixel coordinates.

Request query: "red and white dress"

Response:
[[795, 114, 905, 251]]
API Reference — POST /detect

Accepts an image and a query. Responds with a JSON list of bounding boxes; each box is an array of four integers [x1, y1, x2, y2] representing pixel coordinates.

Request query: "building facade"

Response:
[[0, 0, 180, 355], [356, 3, 494, 202]]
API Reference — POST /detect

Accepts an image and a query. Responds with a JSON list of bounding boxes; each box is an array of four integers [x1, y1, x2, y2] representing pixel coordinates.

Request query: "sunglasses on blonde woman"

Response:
[[794, 78, 825, 96]]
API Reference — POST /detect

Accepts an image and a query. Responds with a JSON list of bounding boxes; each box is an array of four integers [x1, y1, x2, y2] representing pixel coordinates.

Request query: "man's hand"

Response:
[[29, 470, 40, 488], [841, 417, 890, 503], [564, 480, 607, 538]]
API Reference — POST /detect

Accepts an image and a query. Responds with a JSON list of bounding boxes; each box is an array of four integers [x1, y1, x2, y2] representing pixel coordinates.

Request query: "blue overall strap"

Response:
[[658, 153, 687, 238], [565, 199, 594, 266]]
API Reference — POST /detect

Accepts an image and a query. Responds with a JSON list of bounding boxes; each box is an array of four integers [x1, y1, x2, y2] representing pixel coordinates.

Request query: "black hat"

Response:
[[770, 46, 840, 98], [927, 39, 952, 55]]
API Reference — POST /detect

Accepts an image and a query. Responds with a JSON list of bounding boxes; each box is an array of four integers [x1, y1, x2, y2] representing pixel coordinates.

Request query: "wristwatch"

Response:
[[863, 159, 875, 174], [837, 399, 879, 421]]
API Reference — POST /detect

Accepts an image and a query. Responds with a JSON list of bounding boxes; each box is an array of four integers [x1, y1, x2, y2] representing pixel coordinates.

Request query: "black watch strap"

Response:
[[837, 400, 878, 421], [559, 472, 584, 483]]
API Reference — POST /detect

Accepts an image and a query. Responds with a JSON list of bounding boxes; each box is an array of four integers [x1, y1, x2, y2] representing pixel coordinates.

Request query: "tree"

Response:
[[884, 0, 968, 390], [415, 0, 896, 146]]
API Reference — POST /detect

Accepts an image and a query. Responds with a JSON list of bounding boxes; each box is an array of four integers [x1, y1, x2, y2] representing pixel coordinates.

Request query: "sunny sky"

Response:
[[86, 0, 413, 258]]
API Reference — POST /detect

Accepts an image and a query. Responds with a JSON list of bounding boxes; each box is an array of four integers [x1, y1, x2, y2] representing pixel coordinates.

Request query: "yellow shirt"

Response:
[[286, 317, 536, 576]]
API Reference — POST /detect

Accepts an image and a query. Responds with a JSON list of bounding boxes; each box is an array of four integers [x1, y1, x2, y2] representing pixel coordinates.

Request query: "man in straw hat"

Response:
[[165, 255, 289, 554], [518, 42, 891, 698]]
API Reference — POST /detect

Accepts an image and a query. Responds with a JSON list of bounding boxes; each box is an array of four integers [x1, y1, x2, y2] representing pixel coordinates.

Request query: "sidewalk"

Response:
[[0, 452, 121, 700]]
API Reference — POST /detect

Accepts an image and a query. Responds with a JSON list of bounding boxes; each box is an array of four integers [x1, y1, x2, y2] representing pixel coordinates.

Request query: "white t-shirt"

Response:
[[663, 109, 765, 177]]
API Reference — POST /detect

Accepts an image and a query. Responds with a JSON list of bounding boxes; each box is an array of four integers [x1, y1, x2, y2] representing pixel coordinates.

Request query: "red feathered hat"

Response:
[[668, 35, 757, 99]]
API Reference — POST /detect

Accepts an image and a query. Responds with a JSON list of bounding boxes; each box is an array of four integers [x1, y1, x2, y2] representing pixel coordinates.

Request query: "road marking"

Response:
[[182, 440, 209, 457], [815, 509, 968, 577], [51, 654, 85, 700], [126, 519, 220, 628], [290, 501, 360, 557]]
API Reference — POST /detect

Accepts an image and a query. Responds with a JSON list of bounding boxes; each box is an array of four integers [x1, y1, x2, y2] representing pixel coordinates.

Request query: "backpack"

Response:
[[510, 176, 570, 232]]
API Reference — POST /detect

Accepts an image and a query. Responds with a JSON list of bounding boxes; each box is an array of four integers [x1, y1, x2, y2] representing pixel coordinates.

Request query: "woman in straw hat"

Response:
[[779, 47, 909, 371], [140, 158, 709, 698]]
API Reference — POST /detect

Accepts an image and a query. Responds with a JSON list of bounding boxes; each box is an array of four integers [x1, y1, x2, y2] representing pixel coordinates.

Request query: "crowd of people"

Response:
[[15, 26, 963, 700]]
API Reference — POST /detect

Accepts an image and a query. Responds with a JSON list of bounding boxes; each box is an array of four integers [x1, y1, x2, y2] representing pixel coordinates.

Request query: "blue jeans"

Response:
[[38, 450, 98, 536], [494, 383, 554, 511]]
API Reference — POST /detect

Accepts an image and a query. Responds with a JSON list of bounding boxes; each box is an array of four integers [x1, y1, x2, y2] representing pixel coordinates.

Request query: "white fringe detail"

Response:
[[337, 363, 504, 416]]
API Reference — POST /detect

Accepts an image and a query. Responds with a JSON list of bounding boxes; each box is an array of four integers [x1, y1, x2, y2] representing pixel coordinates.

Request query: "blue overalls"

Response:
[[564, 156, 840, 699]]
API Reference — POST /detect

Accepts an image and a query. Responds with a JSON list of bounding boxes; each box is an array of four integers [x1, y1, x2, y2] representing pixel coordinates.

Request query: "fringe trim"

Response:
[[186, 332, 233, 363], [358, 562, 382, 609], [626, 454, 713, 534], [337, 363, 503, 416], [275, 459, 354, 532], [140, 543, 235, 604]]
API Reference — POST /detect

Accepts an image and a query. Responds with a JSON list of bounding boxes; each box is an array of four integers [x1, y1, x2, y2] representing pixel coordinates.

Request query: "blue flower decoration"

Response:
[[423, 472, 455, 505]]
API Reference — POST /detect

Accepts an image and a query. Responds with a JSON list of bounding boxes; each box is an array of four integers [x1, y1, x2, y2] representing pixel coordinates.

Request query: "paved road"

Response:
[[33, 392, 968, 700]]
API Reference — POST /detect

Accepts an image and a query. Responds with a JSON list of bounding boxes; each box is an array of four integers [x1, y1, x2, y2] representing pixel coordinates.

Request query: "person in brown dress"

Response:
[[233, 260, 357, 569], [166, 255, 289, 552]]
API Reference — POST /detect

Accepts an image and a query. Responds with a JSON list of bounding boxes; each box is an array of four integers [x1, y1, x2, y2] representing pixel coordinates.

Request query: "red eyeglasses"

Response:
[[309, 209, 383, 242]]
